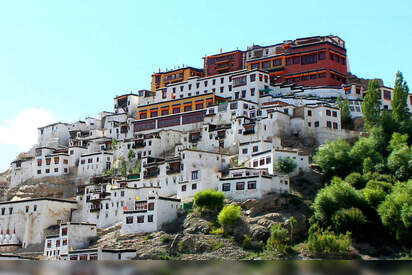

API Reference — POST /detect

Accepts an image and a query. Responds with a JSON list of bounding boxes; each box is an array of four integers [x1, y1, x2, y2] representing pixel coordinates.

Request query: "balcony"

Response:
[[166, 167, 181, 175], [144, 168, 160, 179], [133, 140, 146, 148], [90, 207, 101, 213], [189, 133, 201, 143]]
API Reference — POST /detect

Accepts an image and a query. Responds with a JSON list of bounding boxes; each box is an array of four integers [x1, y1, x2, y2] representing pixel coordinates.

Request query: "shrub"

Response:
[[194, 189, 225, 212], [313, 139, 353, 178], [331, 207, 366, 235], [274, 157, 297, 174], [161, 234, 172, 244], [218, 204, 241, 228], [119, 159, 127, 176], [128, 149, 136, 160], [306, 224, 352, 254], [266, 223, 290, 254], [211, 240, 225, 251], [210, 228, 224, 236], [145, 234, 153, 240], [344, 173, 367, 189], [158, 254, 172, 260], [378, 180, 412, 242], [312, 178, 368, 226]]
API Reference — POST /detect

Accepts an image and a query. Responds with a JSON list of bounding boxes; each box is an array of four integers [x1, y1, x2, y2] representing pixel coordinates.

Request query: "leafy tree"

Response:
[[349, 136, 384, 173], [218, 204, 241, 229], [391, 71, 410, 125], [378, 180, 412, 242], [274, 157, 297, 174], [111, 138, 118, 151], [193, 190, 225, 212], [132, 160, 141, 175], [362, 180, 392, 208], [345, 172, 367, 189], [266, 223, 290, 253], [387, 144, 412, 181], [387, 132, 409, 152], [332, 207, 366, 235], [312, 178, 368, 226], [128, 149, 136, 160], [313, 139, 353, 178], [119, 159, 127, 176], [289, 216, 298, 244], [306, 223, 352, 254], [337, 96, 354, 129], [362, 79, 382, 130]]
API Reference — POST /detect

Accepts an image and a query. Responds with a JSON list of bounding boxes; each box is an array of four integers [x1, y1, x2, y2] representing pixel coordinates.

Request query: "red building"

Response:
[[246, 35, 348, 87], [203, 50, 244, 77]]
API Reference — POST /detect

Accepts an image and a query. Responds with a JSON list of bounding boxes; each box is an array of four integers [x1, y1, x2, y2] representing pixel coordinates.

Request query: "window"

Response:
[[242, 148, 248, 154], [9, 208, 13, 215], [121, 191, 125, 197], [318, 72, 326, 78], [46, 158, 51, 165], [315, 121, 319, 128], [326, 109, 331, 116], [266, 156, 271, 164], [252, 146, 258, 152], [62, 227, 68, 236], [236, 182, 245, 190], [248, 181, 257, 190], [259, 158, 265, 165], [250, 88, 255, 96], [262, 61, 271, 68], [54, 157, 59, 164], [222, 183, 230, 191], [37, 159, 42, 166], [33, 205, 37, 212], [220, 78, 224, 84], [333, 122, 338, 129], [220, 86, 224, 93], [301, 54, 317, 65], [47, 240, 52, 248], [1, 208, 4, 215], [181, 185, 186, 192], [192, 183, 197, 190], [233, 76, 247, 87], [332, 111, 337, 117], [191, 170, 199, 180], [56, 240, 60, 247], [318, 52, 326, 60], [184, 105, 192, 112], [307, 110, 312, 116], [293, 56, 300, 64], [54, 168, 58, 173], [273, 59, 282, 66], [63, 239, 67, 246], [204, 81, 208, 87], [25, 206, 29, 213], [253, 160, 258, 167], [148, 215, 153, 222], [137, 216, 144, 223], [286, 58, 292, 66], [126, 216, 133, 224], [148, 202, 154, 211], [327, 121, 332, 128], [383, 90, 391, 100], [90, 254, 98, 260]]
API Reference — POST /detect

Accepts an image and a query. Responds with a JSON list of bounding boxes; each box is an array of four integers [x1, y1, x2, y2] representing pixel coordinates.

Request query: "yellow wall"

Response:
[[151, 68, 203, 91], [137, 93, 215, 120]]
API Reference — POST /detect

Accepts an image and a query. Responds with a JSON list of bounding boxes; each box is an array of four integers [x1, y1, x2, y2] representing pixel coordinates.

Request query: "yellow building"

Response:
[[137, 93, 225, 120], [151, 67, 203, 91]]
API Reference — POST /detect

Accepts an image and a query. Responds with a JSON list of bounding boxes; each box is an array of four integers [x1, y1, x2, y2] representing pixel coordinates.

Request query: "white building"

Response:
[[44, 222, 97, 260], [68, 248, 136, 260], [78, 152, 113, 177], [218, 167, 290, 200], [120, 195, 181, 235], [0, 198, 77, 248]]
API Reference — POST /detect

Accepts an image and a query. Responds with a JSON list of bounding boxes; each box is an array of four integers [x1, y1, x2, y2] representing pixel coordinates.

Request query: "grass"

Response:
[[161, 234, 172, 244]]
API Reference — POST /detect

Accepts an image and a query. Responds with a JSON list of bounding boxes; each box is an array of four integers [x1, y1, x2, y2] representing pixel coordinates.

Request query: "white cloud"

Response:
[[0, 108, 56, 151]]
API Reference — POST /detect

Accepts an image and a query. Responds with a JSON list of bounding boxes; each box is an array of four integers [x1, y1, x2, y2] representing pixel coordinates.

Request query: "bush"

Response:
[[158, 254, 172, 260], [128, 149, 136, 160], [306, 223, 352, 254], [210, 228, 224, 236], [345, 173, 367, 189], [331, 207, 366, 235], [312, 178, 368, 226], [194, 189, 225, 212], [266, 223, 290, 254], [274, 157, 297, 174], [378, 180, 412, 242], [218, 204, 241, 228], [313, 139, 353, 178], [211, 240, 225, 251], [145, 234, 153, 240], [161, 234, 172, 244]]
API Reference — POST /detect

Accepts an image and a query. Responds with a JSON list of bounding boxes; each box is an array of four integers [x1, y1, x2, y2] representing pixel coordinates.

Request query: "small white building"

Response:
[[44, 222, 97, 260], [0, 198, 77, 248], [68, 248, 136, 260], [78, 152, 113, 177], [10, 157, 34, 187], [218, 167, 290, 200], [120, 195, 181, 235]]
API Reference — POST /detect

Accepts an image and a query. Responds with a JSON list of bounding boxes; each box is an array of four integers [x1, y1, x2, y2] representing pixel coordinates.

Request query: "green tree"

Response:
[[128, 149, 136, 160], [312, 178, 368, 226], [313, 139, 353, 178], [218, 204, 241, 229], [111, 138, 118, 151], [306, 223, 352, 254], [337, 96, 354, 129], [266, 223, 290, 253], [362, 79, 381, 130], [119, 159, 127, 176], [378, 180, 412, 242], [193, 190, 225, 212], [289, 216, 298, 245], [274, 157, 297, 174], [391, 71, 410, 125], [331, 207, 366, 235], [349, 136, 384, 173]]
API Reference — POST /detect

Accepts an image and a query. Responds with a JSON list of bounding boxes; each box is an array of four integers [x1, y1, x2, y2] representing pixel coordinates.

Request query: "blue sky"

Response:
[[0, 0, 411, 171]]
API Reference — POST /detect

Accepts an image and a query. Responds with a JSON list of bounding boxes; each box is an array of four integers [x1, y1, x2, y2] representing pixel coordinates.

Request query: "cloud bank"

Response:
[[0, 108, 56, 151]]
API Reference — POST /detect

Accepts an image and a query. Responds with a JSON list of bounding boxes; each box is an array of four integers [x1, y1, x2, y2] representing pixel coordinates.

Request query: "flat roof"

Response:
[[0, 197, 77, 205]]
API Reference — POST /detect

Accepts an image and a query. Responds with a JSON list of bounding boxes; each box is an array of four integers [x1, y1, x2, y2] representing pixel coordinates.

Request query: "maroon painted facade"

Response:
[[203, 50, 244, 77]]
